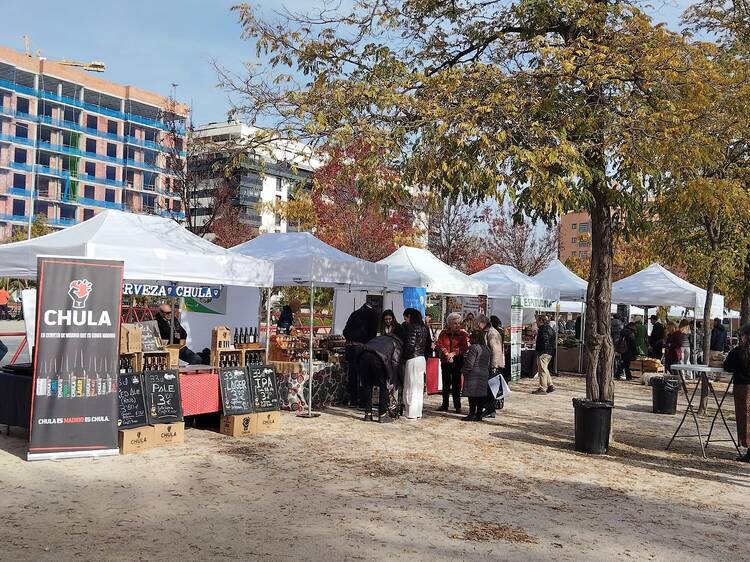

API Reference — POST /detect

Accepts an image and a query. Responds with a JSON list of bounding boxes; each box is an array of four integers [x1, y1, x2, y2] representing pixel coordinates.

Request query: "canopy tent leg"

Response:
[[553, 302, 559, 374], [298, 280, 321, 418], [265, 288, 272, 357], [441, 296, 446, 328], [693, 310, 697, 365]]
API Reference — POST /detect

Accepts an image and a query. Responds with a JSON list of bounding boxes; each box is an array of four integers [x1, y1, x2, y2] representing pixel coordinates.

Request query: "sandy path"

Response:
[[1, 375, 748, 561]]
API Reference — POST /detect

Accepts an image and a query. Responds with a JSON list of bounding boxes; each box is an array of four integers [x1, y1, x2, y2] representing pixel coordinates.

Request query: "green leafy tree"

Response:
[[224, 1, 708, 402]]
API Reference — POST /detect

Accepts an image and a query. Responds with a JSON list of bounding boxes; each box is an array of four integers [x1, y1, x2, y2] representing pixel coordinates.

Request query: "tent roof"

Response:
[[471, 264, 559, 301], [232, 231, 388, 288], [377, 246, 487, 296], [534, 259, 587, 301], [0, 210, 273, 287], [612, 263, 724, 317]]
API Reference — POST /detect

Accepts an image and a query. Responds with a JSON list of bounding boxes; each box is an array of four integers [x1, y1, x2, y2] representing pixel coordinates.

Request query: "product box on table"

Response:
[[120, 324, 143, 354], [118, 425, 155, 454], [220, 414, 258, 437], [151, 422, 185, 446], [253, 411, 280, 433], [211, 326, 232, 351]]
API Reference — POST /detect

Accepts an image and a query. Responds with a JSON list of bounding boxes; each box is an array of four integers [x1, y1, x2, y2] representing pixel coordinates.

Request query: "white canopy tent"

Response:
[[0, 210, 274, 286], [332, 246, 488, 333], [231, 232, 389, 417], [533, 259, 587, 301], [612, 263, 724, 318]]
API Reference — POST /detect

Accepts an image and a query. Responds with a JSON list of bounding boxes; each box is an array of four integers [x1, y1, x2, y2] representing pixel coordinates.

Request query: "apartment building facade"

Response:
[[0, 46, 188, 239], [559, 210, 592, 262], [192, 121, 319, 235]]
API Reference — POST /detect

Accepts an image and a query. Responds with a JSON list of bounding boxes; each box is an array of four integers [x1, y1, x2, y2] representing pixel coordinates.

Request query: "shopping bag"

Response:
[[426, 357, 442, 394], [488, 375, 502, 398], [500, 374, 512, 397]]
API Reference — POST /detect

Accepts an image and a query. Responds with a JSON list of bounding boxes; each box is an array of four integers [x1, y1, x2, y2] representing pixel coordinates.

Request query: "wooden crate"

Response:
[[211, 348, 244, 368], [143, 350, 170, 371]]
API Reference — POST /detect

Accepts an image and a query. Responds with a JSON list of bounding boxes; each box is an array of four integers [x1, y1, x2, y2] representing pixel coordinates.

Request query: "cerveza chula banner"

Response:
[[28, 257, 124, 461]]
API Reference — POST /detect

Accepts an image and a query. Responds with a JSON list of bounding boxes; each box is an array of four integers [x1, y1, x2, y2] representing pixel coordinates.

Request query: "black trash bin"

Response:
[[651, 376, 679, 414], [573, 398, 614, 455]]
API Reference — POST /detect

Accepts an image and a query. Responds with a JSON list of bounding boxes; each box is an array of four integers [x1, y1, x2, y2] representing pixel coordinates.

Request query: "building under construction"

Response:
[[0, 45, 189, 239]]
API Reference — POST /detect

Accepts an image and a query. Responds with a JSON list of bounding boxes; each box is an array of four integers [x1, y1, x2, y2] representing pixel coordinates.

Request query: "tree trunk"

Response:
[[698, 260, 717, 415], [584, 189, 615, 403], [741, 248, 750, 328]]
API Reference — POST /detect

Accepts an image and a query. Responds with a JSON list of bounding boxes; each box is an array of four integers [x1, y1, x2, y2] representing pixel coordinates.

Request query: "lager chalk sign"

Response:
[[144, 370, 183, 423], [248, 365, 280, 412], [219, 367, 253, 416], [117, 374, 149, 428], [28, 257, 124, 460]]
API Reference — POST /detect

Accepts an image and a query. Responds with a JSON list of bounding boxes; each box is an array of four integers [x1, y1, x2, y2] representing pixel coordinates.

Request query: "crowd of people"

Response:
[[342, 305, 506, 423]]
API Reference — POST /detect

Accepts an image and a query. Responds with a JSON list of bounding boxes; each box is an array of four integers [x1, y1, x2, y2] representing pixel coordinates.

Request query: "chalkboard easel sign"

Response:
[[144, 370, 183, 423], [247, 364, 280, 412], [219, 367, 253, 416], [117, 373, 149, 428]]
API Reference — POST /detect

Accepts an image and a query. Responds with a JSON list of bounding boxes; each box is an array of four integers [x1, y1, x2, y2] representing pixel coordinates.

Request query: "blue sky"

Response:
[[0, 1, 692, 126]]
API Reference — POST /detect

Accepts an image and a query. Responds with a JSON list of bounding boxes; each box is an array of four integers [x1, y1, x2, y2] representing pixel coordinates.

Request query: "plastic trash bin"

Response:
[[573, 398, 614, 454], [651, 376, 679, 414]]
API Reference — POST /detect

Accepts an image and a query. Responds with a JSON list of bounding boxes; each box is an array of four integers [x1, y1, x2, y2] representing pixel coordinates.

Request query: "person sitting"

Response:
[[401, 308, 431, 419], [461, 330, 491, 422], [155, 304, 203, 365], [357, 331, 404, 423], [277, 299, 301, 335]]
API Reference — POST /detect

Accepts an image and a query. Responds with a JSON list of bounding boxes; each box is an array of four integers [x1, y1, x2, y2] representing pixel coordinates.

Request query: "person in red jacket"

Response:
[[436, 312, 470, 413]]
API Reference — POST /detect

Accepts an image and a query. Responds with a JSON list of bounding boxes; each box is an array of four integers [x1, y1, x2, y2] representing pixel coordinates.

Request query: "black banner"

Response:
[[117, 374, 149, 428], [219, 367, 252, 416], [28, 257, 124, 460], [143, 370, 183, 423], [248, 365, 280, 412]]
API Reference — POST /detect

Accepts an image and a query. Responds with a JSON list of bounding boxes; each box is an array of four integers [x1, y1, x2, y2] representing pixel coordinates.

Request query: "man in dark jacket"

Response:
[[343, 303, 380, 407], [648, 315, 665, 359], [533, 315, 556, 394], [710, 318, 727, 352], [155, 304, 203, 364], [611, 313, 624, 378], [617, 322, 638, 380], [357, 333, 403, 423]]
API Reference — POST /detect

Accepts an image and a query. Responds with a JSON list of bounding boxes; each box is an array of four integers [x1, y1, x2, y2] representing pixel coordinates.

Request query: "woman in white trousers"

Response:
[[401, 308, 432, 419]]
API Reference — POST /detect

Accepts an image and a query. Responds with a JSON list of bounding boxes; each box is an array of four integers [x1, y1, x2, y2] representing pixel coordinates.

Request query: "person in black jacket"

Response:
[[723, 323, 750, 462], [400, 308, 431, 419], [711, 318, 727, 352], [648, 315, 665, 359], [533, 315, 556, 394], [155, 304, 203, 364], [357, 332, 404, 423], [343, 303, 380, 407], [617, 322, 638, 380]]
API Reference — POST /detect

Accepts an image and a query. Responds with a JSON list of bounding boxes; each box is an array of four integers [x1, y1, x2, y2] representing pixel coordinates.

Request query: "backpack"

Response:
[[615, 333, 628, 354]]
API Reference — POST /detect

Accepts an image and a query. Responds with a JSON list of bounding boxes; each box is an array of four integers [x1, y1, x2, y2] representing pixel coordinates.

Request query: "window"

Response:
[[87, 115, 98, 129], [571, 223, 577, 229], [14, 148, 27, 164], [106, 143, 117, 158], [83, 208, 95, 221], [85, 162, 96, 177], [84, 185, 95, 199], [37, 177, 50, 197], [107, 120, 118, 135], [571, 237, 577, 244], [143, 194, 155, 211], [60, 204, 76, 220], [275, 213, 282, 227], [571, 251, 577, 257], [15, 123, 28, 139], [579, 251, 590, 258], [35, 202, 49, 217], [16, 97, 29, 114], [39, 127, 52, 143], [144, 128, 156, 142], [276, 177, 283, 192], [173, 199, 181, 212], [13, 174, 26, 189], [85, 138, 97, 154], [37, 152, 50, 167], [579, 223, 590, 233], [106, 166, 116, 180], [63, 107, 78, 123], [12, 199, 25, 216], [125, 170, 136, 187], [39, 102, 53, 117], [105, 189, 115, 203]]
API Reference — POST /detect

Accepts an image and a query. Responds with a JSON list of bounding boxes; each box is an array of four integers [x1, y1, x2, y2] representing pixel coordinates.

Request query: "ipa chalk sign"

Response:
[[247, 365, 280, 412], [219, 367, 253, 416], [144, 370, 183, 423], [117, 373, 149, 428]]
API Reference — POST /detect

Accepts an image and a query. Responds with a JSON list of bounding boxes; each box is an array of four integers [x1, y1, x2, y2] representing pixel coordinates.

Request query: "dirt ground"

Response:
[[1, 374, 748, 562]]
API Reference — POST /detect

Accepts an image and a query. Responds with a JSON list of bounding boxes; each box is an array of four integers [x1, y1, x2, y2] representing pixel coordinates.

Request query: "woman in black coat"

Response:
[[461, 330, 491, 422], [723, 324, 750, 462]]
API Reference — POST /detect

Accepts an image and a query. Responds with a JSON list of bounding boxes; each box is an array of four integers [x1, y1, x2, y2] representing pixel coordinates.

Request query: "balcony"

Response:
[[0, 133, 35, 147], [49, 216, 78, 227], [2, 187, 31, 198], [37, 139, 126, 167], [0, 212, 28, 223], [0, 79, 180, 132], [76, 196, 124, 210], [124, 158, 173, 175], [161, 209, 186, 220]]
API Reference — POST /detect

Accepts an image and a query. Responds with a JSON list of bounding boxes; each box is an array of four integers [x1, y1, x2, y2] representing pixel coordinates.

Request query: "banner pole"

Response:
[[265, 287, 272, 357], [309, 280, 314, 416]]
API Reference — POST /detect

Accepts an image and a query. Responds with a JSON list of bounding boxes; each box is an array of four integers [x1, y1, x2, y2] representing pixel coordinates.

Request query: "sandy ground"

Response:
[[1, 374, 748, 562]]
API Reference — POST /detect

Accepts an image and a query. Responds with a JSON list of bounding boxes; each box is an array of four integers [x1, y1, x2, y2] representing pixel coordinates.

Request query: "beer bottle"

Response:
[[234, 328, 239, 346]]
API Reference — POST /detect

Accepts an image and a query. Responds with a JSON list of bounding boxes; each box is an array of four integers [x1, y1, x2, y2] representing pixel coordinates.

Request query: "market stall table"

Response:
[[666, 364, 740, 458]]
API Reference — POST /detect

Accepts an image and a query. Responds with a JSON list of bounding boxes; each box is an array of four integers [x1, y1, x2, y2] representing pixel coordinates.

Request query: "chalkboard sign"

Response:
[[219, 367, 253, 415], [248, 364, 280, 412], [117, 373, 149, 428], [144, 370, 183, 423], [136, 321, 162, 352]]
